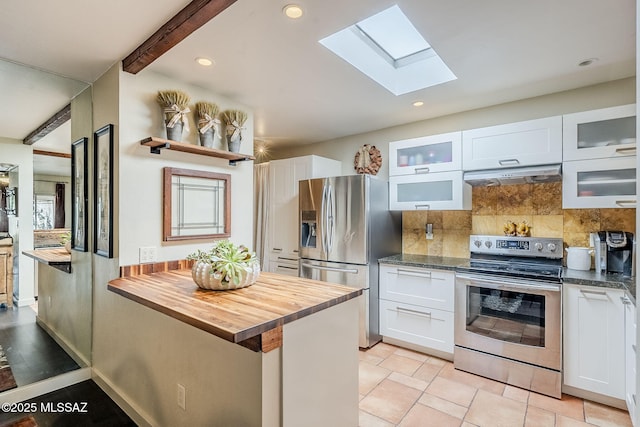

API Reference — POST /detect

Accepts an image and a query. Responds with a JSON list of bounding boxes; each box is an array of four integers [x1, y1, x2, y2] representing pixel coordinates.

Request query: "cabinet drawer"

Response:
[[380, 300, 454, 354], [379, 264, 454, 311], [268, 259, 299, 276]]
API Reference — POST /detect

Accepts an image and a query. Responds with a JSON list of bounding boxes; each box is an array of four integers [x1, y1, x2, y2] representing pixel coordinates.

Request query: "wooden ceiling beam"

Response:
[[23, 104, 71, 145], [122, 0, 237, 74], [33, 150, 71, 159]]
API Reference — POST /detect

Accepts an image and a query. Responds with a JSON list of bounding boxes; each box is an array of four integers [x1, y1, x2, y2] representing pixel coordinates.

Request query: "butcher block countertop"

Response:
[[22, 248, 71, 273], [108, 270, 362, 352]]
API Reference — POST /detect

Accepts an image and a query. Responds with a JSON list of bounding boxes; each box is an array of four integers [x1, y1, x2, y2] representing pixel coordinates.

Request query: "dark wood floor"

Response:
[[0, 380, 137, 426], [0, 305, 79, 386]]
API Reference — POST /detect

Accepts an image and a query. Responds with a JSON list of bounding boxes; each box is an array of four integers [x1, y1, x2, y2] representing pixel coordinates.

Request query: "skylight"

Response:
[[319, 5, 456, 96]]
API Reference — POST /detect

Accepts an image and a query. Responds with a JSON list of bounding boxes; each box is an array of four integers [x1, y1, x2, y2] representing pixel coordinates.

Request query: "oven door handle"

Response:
[[456, 273, 561, 293]]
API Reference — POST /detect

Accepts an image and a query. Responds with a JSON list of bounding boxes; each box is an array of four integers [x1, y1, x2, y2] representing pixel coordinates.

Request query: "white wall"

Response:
[[0, 138, 35, 306], [117, 69, 254, 264], [269, 77, 636, 178]]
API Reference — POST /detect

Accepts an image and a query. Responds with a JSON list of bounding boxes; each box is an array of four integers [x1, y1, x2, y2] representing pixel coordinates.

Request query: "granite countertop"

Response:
[[379, 254, 636, 303]]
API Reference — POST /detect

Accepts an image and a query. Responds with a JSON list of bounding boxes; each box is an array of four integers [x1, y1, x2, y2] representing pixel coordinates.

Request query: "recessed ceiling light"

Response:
[[195, 57, 214, 66], [413, 101, 424, 107], [578, 57, 598, 67], [283, 4, 303, 19]]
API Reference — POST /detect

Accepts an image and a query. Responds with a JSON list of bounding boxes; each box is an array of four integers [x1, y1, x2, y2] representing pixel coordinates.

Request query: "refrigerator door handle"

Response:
[[327, 183, 335, 254], [301, 262, 359, 274], [321, 183, 328, 253]]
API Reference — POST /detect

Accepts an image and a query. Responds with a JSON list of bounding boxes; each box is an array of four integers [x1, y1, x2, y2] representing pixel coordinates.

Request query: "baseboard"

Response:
[[382, 336, 454, 361], [35, 317, 90, 368], [0, 368, 91, 403], [91, 367, 155, 427], [15, 297, 35, 307], [562, 384, 627, 410]]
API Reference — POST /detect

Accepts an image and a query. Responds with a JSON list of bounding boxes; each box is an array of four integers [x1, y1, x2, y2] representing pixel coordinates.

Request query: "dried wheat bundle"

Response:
[[156, 90, 190, 108], [220, 109, 248, 137]]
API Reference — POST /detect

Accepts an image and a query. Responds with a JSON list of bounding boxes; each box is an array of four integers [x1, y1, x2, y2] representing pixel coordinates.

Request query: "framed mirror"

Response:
[[163, 167, 231, 241]]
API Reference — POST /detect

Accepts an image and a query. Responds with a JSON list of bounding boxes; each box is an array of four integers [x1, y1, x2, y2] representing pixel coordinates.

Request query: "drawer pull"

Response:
[[615, 200, 636, 208], [397, 269, 431, 278], [277, 256, 298, 262], [415, 167, 430, 174], [277, 265, 298, 270], [615, 146, 636, 155], [415, 204, 430, 210], [498, 158, 520, 166], [579, 289, 607, 297], [396, 306, 431, 318], [272, 248, 283, 252]]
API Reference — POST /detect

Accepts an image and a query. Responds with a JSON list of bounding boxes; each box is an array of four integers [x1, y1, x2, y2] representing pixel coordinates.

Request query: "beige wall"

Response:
[[36, 86, 94, 365], [268, 77, 636, 179], [91, 63, 258, 425], [402, 182, 636, 262]]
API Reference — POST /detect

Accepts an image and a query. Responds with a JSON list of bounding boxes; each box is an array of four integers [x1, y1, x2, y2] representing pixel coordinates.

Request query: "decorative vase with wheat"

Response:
[[195, 101, 220, 148], [156, 90, 191, 142], [221, 109, 247, 153]]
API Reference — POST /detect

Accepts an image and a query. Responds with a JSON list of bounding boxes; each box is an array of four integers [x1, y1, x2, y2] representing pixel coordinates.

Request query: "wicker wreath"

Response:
[[354, 144, 382, 175]]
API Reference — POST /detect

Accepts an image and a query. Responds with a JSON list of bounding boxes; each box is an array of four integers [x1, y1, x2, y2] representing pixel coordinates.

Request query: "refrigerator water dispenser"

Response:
[[300, 210, 317, 248]]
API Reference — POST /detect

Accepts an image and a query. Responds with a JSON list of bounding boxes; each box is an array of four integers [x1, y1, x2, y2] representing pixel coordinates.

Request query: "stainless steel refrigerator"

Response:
[[299, 174, 402, 348]]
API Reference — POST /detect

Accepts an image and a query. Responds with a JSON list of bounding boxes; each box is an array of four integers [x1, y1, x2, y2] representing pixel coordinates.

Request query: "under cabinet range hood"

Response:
[[463, 164, 562, 186]]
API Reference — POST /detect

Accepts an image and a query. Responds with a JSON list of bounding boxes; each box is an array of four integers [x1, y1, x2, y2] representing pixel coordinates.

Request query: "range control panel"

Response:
[[470, 235, 564, 259]]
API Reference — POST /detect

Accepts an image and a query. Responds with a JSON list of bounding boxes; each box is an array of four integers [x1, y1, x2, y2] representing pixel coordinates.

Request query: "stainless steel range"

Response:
[[454, 235, 563, 398]]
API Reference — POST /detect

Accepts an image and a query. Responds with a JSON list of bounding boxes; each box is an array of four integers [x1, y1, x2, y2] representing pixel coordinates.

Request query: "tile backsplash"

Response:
[[402, 182, 635, 260]]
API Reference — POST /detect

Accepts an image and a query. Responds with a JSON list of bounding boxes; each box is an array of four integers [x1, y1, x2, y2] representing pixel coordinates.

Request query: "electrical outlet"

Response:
[[139, 246, 157, 264], [177, 384, 186, 410], [425, 223, 434, 240]]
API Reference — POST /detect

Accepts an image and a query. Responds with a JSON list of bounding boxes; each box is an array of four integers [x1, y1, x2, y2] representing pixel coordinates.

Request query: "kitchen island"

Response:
[[105, 269, 361, 427]]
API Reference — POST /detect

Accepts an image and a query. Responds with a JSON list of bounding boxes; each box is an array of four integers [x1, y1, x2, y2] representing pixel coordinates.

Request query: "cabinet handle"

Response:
[[633, 344, 637, 353], [633, 394, 636, 405], [579, 289, 608, 299], [498, 159, 520, 166], [293, 249, 299, 253], [396, 306, 431, 318], [414, 167, 430, 174], [277, 256, 298, 262], [615, 200, 636, 208], [397, 269, 432, 278], [272, 248, 282, 252], [415, 204, 430, 210], [615, 147, 636, 155], [277, 265, 298, 270]]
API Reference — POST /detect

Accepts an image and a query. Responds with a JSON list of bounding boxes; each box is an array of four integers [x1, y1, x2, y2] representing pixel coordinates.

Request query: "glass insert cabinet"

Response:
[[563, 104, 636, 161], [388, 132, 461, 176], [562, 157, 636, 208], [389, 171, 471, 210]]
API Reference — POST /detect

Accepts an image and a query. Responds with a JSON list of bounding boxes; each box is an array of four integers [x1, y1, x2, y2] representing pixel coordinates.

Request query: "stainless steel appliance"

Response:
[[591, 231, 635, 276], [454, 235, 563, 398], [299, 174, 401, 348]]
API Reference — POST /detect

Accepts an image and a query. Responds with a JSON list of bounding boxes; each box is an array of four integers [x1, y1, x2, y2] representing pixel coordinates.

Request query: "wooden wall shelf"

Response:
[[140, 137, 255, 166]]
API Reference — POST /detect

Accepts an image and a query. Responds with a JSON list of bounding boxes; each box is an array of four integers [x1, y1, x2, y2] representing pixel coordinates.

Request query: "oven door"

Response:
[[455, 272, 561, 371]]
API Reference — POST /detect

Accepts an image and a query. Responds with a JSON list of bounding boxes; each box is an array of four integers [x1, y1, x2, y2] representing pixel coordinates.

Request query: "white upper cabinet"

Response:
[[462, 116, 562, 171], [563, 104, 636, 161], [562, 157, 636, 209], [389, 132, 462, 176], [389, 171, 471, 211]]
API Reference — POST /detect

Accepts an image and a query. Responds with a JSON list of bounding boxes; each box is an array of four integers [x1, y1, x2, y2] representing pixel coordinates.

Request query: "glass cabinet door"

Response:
[[563, 157, 637, 208], [563, 104, 636, 161], [389, 132, 461, 176], [389, 171, 471, 210]]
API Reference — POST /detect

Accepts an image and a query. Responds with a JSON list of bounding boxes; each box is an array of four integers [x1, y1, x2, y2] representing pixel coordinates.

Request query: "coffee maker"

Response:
[[591, 231, 635, 276]]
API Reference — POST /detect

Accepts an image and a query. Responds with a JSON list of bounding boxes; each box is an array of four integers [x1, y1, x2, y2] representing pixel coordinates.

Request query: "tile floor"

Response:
[[359, 342, 633, 427]]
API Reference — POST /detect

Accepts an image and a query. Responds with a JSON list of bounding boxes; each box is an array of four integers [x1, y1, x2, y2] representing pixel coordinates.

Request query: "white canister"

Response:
[[566, 247, 593, 271]]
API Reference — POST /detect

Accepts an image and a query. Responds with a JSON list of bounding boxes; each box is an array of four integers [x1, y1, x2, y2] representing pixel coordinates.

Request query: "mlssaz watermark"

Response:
[[1, 402, 89, 413]]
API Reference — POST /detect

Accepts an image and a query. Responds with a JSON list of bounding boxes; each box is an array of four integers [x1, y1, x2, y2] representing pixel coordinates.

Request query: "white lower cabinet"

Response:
[[563, 283, 625, 399], [268, 260, 299, 277], [623, 295, 637, 426], [379, 264, 454, 355]]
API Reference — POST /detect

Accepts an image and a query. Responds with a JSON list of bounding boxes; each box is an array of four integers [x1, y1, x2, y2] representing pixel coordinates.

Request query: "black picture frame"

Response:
[[71, 137, 88, 252], [93, 124, 114, 258]]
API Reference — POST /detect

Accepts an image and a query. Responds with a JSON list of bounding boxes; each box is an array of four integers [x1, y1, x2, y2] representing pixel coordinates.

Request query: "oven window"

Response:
[[466, 286, 545, 347]]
